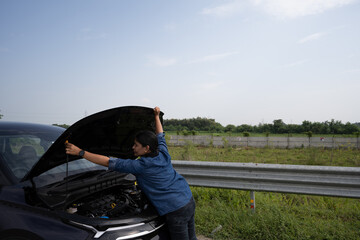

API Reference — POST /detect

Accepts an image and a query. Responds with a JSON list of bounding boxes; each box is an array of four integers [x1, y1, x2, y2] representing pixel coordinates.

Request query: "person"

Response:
[[65, 107, 197, 240]]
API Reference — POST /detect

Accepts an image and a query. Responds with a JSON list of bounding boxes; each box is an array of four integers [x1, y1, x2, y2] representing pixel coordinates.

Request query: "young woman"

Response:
[[65, 107, 197, 240]]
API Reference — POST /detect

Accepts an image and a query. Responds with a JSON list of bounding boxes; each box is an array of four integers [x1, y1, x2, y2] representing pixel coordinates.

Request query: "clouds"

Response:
[[197, 81, 224, 92], [146, 52, 239, 67], [146, 55, 177, 67], [298, 32, 327, 44], [187, 52, 240, 64], [281, 60, 308, 68], [200, 1, 244, 17], [201, 0, 357, 19], [252, 0, 357, 19]]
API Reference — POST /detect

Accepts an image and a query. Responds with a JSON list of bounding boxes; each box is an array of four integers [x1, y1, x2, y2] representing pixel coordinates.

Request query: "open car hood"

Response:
[[22, 106, 163, 181]]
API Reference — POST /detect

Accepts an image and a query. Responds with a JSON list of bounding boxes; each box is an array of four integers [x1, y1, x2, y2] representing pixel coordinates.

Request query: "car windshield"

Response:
[[34, 159, 106, 187]]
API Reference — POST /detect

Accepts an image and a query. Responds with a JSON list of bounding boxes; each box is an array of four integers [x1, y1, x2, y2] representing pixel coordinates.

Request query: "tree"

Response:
[[163, 117, 224, 132], [301, 120, 312, 132], [273, 119, 287, 133], [236, 124, 253, 133], [224, 124, 236, 133], [256, 123, 272, 133], [343, 122, 359, 134], [287, 124, 302, 134], [164, 117, 358, 135], [326, 119, 344, 134], [0, 110, 3, 119]]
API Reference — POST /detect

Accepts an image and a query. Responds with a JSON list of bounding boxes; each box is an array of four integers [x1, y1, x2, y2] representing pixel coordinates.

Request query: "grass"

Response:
[[167, 145, 360, 239], [166, 131, 359, 138], [192, 188, 360, 240], [168, 145, 360, 167]]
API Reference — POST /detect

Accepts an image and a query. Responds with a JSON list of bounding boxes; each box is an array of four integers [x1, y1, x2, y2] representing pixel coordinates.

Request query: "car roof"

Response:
[[0, 121, 65, 133]]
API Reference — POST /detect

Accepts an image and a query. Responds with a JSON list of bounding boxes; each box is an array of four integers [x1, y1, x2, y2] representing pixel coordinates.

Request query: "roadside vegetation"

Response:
[[167, 131, 360, 138], [164, 117, 360, 136], [167, 145, 360, 239], [192, 187, 360, 240], [169, 144, 360, 167]]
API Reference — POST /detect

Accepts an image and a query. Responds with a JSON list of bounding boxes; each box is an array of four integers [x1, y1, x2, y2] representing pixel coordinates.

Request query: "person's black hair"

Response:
[[135, 130, 159, 157]]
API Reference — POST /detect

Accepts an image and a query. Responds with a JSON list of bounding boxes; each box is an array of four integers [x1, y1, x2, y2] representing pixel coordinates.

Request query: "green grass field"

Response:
[[167, 145, 360, 239], [169, 145, 360, 167], [166, 131, 359, 138]]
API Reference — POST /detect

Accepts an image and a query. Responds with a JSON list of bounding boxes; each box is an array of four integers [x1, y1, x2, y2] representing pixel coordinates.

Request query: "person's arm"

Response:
[[154, 106, 163, 134], [65, 142, 109, 167]]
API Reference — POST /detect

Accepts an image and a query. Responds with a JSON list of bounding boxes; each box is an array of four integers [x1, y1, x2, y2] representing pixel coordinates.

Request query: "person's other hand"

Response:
[[65, 142, 81, 156], [154, 106, 160, 116]]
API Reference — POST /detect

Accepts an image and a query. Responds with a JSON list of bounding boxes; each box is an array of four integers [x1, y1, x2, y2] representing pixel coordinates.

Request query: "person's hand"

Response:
[[154, 106, 163, 133], [65, 142, 81, 156], [154, 106, 160, 116]]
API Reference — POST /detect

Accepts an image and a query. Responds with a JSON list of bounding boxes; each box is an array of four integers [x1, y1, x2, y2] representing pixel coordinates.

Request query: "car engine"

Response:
[[66, 186, 148, 218]]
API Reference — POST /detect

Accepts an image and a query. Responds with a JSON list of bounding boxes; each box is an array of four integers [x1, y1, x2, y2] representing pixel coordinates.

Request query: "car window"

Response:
[[0, 135, 52, 179], [10, 136, 45, 155]]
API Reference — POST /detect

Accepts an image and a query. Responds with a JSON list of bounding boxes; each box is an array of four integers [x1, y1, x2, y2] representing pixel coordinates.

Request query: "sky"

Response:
[[0, 0, 359, 127]]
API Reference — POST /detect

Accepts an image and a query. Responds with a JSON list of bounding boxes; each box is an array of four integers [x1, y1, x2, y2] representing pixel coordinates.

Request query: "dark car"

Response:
[[0, 106, 169, 240]]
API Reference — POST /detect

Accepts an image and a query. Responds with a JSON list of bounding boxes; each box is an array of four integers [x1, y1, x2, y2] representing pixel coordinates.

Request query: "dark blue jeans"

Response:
[[165, 197, 197, 240]]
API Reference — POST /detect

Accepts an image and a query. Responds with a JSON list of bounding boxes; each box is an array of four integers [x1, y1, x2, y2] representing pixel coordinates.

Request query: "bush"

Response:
[[243, 132, 250, 137], [305, 131, 313, 138]]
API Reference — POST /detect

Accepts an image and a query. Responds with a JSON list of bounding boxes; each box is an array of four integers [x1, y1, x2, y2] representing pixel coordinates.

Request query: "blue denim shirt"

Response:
[[108, 133, 192, 216]]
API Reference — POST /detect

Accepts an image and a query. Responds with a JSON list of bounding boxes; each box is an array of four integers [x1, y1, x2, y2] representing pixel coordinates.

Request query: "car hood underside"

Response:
[[22, 106, 163, 181]]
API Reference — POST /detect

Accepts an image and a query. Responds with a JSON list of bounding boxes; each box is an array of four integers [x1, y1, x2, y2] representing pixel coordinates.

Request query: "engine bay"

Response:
[[28, 171, 157, 221], [66, 185, 149, 219]]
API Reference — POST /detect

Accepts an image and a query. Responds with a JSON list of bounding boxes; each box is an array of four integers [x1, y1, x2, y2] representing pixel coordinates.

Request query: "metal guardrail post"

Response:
[[250, 191, 255, 212]]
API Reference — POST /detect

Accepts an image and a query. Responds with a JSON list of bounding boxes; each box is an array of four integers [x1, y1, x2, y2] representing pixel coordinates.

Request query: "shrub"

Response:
[[243, 132, 250, 137]]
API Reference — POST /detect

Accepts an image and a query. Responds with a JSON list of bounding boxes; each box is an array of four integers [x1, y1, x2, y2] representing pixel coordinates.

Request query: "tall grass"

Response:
[[168, 145, 360, 239], [192, 187, 360, 239]]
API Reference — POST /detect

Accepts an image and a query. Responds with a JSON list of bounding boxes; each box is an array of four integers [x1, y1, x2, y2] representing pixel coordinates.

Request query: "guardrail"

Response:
[[172, 160, 360, 202]]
